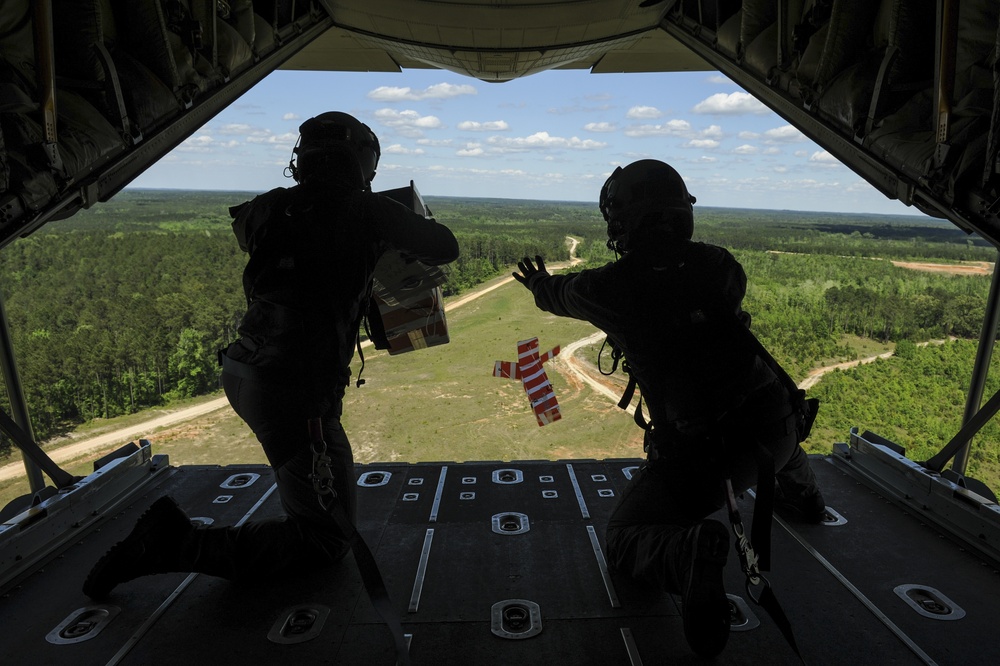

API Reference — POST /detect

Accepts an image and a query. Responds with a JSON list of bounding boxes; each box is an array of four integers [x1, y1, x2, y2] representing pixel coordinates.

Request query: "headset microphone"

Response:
[[284, 135, 302, 180]]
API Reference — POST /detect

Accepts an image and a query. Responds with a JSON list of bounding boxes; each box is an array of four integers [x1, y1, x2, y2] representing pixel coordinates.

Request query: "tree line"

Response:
[[808, 339, 1000, 486], [734, 250, 990, 377], [0, 193, 592, 447], [0, 191, 994, 466]]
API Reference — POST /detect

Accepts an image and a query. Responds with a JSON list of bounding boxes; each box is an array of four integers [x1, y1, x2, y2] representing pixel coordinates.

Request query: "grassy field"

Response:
[[0, 276, 912, 510], [4, 265, 989, 510], [342, 281, 641, 464], [0, 278, 642, 509]]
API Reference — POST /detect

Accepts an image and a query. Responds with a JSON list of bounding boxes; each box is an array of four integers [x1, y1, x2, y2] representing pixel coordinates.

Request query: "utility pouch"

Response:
[[797, 395, 820, 443]]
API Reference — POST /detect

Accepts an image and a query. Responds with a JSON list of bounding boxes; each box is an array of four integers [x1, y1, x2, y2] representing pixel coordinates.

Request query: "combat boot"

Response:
[[774, 481, 827, 523], [678, 519, 731, 658], [83, 496, 194, 599]]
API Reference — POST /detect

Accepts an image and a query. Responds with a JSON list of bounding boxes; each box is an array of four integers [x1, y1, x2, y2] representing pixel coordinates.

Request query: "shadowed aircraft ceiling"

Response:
[[286, 1, 709, 79], [0, 1, 998, 251]]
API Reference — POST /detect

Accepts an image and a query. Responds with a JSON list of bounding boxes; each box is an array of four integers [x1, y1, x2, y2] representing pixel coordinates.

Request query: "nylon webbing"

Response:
[[725, 477, 803, 663], [309, 417, 410, 665], [0, 408, 78, 488], [750, 444, 775, 572], [326, 501, 411, 665], [755, 583, 804, 662]]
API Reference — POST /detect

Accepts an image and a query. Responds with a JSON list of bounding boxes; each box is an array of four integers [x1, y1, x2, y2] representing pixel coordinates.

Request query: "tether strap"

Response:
[[328, 499, 411, 665], [724, 477, 803, 663], [616, 374, 636, 411], [617, 374, 653, 432], [755, 582, 804, 662], [308, 418, 409, 666], [0, 408, 78, 489], [924, 387, 1000, 472], [750, 443, 775, 571]]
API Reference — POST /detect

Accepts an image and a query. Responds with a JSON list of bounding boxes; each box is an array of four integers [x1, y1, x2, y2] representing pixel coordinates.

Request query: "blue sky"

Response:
[[132, 67, 919, 217]]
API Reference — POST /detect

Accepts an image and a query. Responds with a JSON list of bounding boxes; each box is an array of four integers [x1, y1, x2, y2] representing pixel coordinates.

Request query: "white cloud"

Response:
[[457, 120, 510, 131], [763, 147, 781, 155], [367, 83, 477, 102], [794, 150, 809, 158], [626, 105, 663, 119], [624, 119, 692, 137], [706, 75, 732, 85], [282, 113, 301, 121], [846, 179, 877, 192], [809, 150, 842, 166], [685, 139, 720, 149], [763, 125, 807, 143], [456, 142, 484, 157], [739, 131, 760, 140], [384, 144, 426, 156], [584, 122, 617, 133], [692, 92, 769, 115], [416, 138, 454, 147], [700, 125, 724, 139], [733, 144, 759, 155], [486, 131, 607, 152], [217, 123, 269, 137], [423, 165, 532, 181], [177, 135, 218, 153], [373, 109, 443, 137], [246, 131, 298, 147]]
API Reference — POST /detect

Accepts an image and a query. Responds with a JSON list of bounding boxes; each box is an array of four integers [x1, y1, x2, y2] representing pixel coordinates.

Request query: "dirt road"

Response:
[[558, 331, 633, 414], [797, 352, 895, 390], [890, 260, 992, 275], [0, 397, 231, 483]]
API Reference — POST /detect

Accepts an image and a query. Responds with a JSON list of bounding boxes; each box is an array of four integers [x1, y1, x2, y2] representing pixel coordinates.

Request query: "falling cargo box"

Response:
[[374, 285, 449, 355], [371, 181, 451, 355]]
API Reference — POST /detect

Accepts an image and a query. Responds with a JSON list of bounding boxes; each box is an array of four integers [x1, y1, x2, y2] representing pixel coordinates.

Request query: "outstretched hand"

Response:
[[513, 255, 548, 287]]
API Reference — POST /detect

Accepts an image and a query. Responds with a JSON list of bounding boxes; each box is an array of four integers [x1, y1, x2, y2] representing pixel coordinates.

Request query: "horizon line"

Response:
[[119, 186, 939, 223]]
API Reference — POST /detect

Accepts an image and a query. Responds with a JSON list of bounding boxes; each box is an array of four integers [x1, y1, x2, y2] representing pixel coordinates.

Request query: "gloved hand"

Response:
[[513, 255, 549, 289]]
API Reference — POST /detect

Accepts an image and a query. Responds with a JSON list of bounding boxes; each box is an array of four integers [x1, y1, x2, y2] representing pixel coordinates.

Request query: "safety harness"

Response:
[[605, 315, 814, 663]]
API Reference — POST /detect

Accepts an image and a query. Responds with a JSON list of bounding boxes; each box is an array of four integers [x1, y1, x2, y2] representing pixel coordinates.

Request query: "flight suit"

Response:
[[520, 230, 820, 595], [195, 182, 459, 579]]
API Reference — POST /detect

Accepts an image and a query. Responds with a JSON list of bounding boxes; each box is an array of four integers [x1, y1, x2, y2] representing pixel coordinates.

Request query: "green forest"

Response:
[[0, 189, 998, 489]]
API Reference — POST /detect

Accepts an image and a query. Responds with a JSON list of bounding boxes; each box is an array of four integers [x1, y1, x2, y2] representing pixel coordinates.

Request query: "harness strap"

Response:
[[617, 373, 637, 411], [617, 374, 654, 433], [725, 477, 804, 663], [308, 418, 410, 666], [755, 579, 804, 662], [750, 443, 775, 571], [0, 409, 79, 489], [326, 496, 410, 665]]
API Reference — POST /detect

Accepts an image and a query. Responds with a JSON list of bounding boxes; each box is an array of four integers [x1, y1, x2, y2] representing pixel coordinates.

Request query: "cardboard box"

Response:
[[371, 181, 450, 355], [375, 285, 449, 355]]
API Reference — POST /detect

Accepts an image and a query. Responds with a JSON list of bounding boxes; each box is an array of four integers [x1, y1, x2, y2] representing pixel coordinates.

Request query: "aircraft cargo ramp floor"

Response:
[[2, 453, 998, 665]]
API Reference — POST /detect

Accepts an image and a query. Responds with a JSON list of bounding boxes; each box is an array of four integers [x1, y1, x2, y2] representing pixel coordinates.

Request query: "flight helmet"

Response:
[[599, 159, 696, 254], [290, 111, 381, 189]]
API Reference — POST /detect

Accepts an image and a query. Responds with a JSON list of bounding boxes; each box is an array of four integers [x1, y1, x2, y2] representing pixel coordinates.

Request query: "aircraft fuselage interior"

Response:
[[1, 2, 999, 664]]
